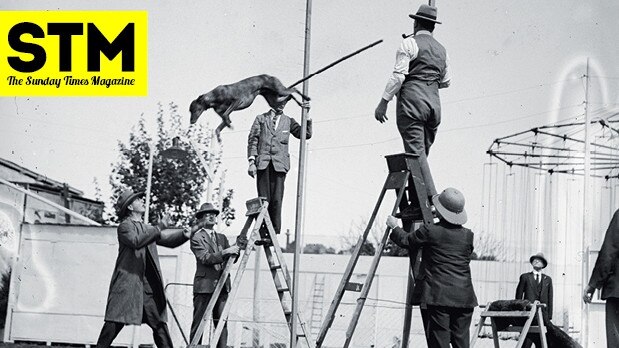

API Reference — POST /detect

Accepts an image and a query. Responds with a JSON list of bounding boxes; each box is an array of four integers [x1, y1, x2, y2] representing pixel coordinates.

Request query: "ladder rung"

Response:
[[276, 286, 290, 293], [270, 264, 282, 270]]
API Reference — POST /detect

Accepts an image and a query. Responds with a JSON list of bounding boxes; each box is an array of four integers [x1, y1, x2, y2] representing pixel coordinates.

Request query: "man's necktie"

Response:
[[535, 274, 540, 284], [211, 232, 222, 271], [272, 114, 279, 129]]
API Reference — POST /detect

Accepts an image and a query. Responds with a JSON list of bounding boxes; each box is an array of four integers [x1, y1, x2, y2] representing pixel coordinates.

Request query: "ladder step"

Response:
[[276, 286, 290, 293], [270, 264, 282, 270]]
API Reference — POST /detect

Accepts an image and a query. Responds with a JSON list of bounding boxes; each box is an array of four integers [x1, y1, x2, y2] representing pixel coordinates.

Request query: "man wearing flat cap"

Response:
[[96, 189, 202, 348], [515, 252, 553, 347], [189, 202, 241, 347], [387, 188, 477, 348], [376, 4, 451, 224]]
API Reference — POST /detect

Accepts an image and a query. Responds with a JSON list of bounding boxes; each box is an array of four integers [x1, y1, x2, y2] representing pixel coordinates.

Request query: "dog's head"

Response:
[[189, 97, 207, 124]]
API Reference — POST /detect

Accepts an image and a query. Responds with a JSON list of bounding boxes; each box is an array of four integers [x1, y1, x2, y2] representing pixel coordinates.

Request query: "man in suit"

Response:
[[583, 209, 619, 347], [96, 189, 200, 348], [387, 188, 477, 348], [189, 203, 240, 347], [375, 4, 451, 224], [515, 252, 553, 348], [247, 100, 312, 245]]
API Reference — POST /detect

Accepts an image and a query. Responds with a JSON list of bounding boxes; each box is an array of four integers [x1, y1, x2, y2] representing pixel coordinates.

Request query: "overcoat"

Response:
[[390, 220, 478, 309], [589, 209, 619, 300], [103, 219, 188, 325]]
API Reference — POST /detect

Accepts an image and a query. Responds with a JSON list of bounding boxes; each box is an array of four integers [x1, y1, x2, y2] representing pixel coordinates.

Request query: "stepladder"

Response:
[[470, 300, 548, 348], [188, 197, 313, 348], [315, 153, 436, 348]]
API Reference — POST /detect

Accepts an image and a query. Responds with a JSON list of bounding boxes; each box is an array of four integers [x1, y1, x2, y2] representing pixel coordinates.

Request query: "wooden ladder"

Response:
[[315, 153, 435, 348], [188, 197, 313, 347], [470, 300, 548, 348]]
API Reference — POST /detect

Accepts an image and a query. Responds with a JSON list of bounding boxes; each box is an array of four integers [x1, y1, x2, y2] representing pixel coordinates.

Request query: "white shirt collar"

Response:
[[532, 270, 542, 276], [416, 30, 432, 37]]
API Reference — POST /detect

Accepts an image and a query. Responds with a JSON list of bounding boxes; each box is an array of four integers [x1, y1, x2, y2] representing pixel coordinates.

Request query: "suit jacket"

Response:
[[588, 209, 619, 299], [390, 221, 478, 308], [104, 219, 188, 325], [515, 272, 553, 320], [191, 229, 231, 294], [247, 110, 312, 173]]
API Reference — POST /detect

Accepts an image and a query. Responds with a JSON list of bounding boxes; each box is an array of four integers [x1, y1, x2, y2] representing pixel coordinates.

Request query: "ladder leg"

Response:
[[188, 213, 258, 347], [263, 214, 314, 347], [342, 181, 408, 348], [315, 182, 393, 347], [537, 309, 548, 348], [490, 319, 500, 348], [209, 209, 268, 346], [469, 316, 485, 348]]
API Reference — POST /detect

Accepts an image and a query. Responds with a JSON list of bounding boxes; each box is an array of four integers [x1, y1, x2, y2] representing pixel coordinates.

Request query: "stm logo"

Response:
[[0, 11, 147, 96]]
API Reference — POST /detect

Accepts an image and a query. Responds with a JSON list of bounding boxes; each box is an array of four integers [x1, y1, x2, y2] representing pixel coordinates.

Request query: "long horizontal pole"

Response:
[[0, 177, 101, 226], [288, 39, 383, 88]]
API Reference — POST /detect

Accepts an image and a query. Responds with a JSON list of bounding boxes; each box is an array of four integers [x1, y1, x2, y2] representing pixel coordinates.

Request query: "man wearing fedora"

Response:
[[387, 188, 477, 348], [96, 189, 202, 348], [376, 4, 451, 224], [583, 209, 619, 348], [247, 99, 312, 245], [189, 202, 241, 347], [515, 252, 553, 348]]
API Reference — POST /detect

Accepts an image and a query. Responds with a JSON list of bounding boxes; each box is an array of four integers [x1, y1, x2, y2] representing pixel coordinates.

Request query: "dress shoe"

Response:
[[254, 238, 273, 247], [394, 206, 424, 220]]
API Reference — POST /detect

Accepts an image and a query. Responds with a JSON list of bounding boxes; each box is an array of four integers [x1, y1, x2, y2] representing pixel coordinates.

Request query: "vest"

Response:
[[404, 34, 447, 84]]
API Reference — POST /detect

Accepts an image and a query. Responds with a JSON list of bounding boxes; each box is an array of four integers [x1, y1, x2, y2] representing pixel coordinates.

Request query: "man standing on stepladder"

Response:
[[247, 99, 312, 246], [375, 4, 451, 226]]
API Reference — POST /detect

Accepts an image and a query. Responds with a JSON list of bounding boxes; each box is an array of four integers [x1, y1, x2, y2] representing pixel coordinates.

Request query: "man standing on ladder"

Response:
[[247, 99, 312, 246], [375, 3, 451, 227]]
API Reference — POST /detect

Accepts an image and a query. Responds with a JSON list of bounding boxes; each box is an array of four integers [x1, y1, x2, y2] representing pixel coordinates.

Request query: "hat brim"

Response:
[[530, 256, 548, 268], [409, 14, 442, 24], [433, 194, 467, 225], [196, 209, 220, 219], [118, 191, 145, 216]]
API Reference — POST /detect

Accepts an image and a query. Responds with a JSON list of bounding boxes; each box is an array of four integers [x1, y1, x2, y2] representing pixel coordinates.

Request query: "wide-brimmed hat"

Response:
[[432, 188, 467, 225], [529, 252, 548, 268], [409, 4, 442, 24], [116, 189, 144, 217], [195, 202, 220, 219]]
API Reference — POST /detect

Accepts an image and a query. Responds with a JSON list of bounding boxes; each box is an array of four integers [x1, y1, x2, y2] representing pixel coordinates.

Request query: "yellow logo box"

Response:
[[0, 11, 147, 96]]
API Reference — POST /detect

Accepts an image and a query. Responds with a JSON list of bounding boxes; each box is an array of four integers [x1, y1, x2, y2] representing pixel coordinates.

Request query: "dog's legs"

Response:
[[215, 121, 227, 143]]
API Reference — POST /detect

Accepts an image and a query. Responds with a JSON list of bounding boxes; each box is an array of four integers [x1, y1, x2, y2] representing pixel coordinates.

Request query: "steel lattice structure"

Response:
[[487, 107, 619, 179]]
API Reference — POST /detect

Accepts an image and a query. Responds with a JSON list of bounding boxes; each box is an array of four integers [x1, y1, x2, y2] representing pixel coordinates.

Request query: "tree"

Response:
[[471, 232, 502, 261], [303, 243, 336, 254], [109, 102, 234, 226]]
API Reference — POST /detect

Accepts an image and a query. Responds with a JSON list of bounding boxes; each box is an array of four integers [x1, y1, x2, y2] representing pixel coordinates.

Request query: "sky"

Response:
[[1, 1, 618, 250]]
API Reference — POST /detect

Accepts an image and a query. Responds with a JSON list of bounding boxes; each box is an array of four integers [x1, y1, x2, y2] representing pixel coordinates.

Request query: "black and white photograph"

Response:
[[0, 1, 617, 347]]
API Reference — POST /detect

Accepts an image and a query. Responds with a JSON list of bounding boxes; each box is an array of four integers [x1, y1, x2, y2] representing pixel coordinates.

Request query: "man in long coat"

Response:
[[387, 187, 477, 348], [95, 189, 200, 347], [584, 209, 619, 347]]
